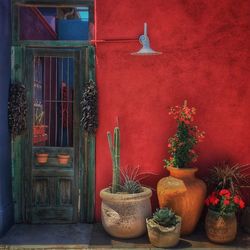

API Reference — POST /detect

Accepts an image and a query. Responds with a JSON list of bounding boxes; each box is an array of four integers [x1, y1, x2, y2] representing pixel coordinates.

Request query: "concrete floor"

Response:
[[0, 223, 249, 249]]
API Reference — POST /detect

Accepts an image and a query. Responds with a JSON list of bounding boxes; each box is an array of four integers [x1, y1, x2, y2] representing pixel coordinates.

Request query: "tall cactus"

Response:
[[107, 126, 120, 193]]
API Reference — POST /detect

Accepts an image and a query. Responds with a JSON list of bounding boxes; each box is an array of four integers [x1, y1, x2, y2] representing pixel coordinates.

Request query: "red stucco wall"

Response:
[[94, 0, 250, 220]]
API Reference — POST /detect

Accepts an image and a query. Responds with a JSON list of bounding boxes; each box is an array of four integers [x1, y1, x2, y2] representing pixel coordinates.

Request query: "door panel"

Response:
[[26, 48, 81, 223]]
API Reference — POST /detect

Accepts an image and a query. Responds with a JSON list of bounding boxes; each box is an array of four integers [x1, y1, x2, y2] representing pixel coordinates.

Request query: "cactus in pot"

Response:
[[100, 120, 152, 238], [107, 126, 120, 193]]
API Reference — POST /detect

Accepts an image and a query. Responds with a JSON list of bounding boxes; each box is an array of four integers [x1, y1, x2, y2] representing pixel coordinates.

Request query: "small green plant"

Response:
[[122, 180, 142, 194], [34, 109, 44, 125], [152, 208, 178, 228], [120, 165, 143, 194], [107, 123, 120, 193]]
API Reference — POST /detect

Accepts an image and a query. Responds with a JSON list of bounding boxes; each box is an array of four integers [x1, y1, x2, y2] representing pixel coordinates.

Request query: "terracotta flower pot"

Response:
[[146, 216, 181, 248], [205, 209, 237, 243], [57, 154, 70, 165], [100, 187, 152, 239], [157, 167, 206, 235], [36, 153, 48, 164]]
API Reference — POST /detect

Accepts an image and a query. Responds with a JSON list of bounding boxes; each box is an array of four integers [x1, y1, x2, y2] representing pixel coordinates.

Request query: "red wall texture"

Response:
[[94, 0, 250, 220]]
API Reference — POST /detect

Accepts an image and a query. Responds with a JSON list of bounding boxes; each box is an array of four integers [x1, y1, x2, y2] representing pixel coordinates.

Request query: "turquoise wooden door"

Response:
[[25, 48, 81, 223]]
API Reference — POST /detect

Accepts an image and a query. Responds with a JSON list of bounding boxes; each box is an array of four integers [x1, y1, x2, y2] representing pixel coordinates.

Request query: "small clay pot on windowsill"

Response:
[[57, 154, 70, 165], [36, 153, 49, 164]]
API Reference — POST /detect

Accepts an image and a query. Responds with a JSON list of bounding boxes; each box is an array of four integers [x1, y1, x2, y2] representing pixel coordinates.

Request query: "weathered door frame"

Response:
[[11, 44, 96, 223], [11, 0, 95, 223]]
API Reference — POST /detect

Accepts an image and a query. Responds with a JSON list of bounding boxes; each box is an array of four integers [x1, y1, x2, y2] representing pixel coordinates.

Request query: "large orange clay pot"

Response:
[[157, 167, 206, 235]]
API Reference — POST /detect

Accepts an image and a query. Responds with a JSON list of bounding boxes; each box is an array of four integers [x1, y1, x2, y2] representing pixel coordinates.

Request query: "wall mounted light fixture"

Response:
[[131, 23, 162, 56]]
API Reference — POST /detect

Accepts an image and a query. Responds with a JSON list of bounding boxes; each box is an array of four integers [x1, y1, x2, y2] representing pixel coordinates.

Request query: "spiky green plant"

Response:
[[152, 208, 178, 228], [107, 126, 120, 193], [122, 180, 143, 194], [209, 161, 250, 193], [120, 165, 153, 194]]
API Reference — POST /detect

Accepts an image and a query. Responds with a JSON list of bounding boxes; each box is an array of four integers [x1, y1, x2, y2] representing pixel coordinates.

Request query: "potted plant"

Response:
[[100, 123, 152, 239], [157, 100, 206, 235], [205, 189, 245, 243], [146, 208, 181, 248], [57, 153, 70, 165], [205, 162, 249, 242], [35, 150, 49, 164], [33, 109, 48, 144]]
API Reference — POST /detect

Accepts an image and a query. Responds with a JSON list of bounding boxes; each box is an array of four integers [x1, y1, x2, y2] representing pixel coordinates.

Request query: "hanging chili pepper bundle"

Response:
[[81, 79, 98, 134], [8, 82, 27, 137]]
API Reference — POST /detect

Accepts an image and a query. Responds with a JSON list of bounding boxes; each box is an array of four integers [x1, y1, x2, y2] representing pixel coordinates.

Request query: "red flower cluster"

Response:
[[205, 189, 245, 214], [169, 100, 196, 124]]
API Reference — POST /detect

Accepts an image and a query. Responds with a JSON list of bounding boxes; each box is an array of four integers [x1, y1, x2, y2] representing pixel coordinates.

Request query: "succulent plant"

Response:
[[120, 165, 143, 194], [122, 179, 143, 194], [152, 208, 178, 228]]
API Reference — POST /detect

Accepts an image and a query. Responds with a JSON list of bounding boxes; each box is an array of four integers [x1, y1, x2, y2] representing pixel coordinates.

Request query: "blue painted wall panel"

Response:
[[57, 20, 89, 40], [0, 0, 14, 236]]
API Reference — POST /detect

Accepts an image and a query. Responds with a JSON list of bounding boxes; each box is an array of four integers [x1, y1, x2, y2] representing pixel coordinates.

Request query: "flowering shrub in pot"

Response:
[[157, 100, 206, 235], [205, 188, 245, 243]]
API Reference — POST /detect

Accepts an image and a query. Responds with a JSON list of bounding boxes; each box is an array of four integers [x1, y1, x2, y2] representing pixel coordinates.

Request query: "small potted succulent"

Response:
[[146, 208, 181, 248], [35, 150, 49, 164], [100, 121, 152, 239]]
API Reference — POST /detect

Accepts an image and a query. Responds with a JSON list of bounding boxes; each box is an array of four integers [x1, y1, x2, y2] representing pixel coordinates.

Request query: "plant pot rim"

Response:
[[100, 187, 152, 201], [207, 208, 235, 217], [36, 153, 48, 156], [167, 166, 198, 172], [57, 154, 70, 158], [146, 216, 181, 233]]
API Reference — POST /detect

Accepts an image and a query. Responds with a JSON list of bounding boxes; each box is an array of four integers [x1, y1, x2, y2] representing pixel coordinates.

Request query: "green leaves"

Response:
[[152, 208, 178, 228], [164, 101, 204, 168]]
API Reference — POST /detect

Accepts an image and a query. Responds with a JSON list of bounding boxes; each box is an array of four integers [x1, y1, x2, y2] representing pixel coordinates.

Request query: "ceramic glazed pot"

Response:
[[36, 153, 48, 164], [205, 209, 237, 243], [57, 154, 70, 165], [146, 216, 181, 248], [157, 167, 206, 235], [100, 187, 152, 239]]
